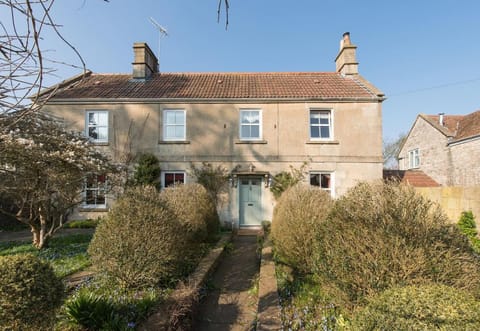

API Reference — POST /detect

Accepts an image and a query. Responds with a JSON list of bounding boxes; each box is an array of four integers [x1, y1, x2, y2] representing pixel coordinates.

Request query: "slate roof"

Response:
[[47, 71, 384, 101], [421, 110, 480, 143], [383, 170, 441, 187]]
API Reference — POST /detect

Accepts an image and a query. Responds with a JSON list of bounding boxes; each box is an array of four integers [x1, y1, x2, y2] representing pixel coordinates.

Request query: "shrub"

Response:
[[64, 218, 100, 229], [160, 183, 220, 243], [64, 292, 117, 330], [458, 210, 480, 253], [352, 284, 480, 330], [189, 162, 229, 209], [313, 181, 480, 308], [269, 163, 307, 200], [271, 184, 333, 274], [88, 186, 187, 289], [132, 153, 161, 188], [0, 254, 64, 330]]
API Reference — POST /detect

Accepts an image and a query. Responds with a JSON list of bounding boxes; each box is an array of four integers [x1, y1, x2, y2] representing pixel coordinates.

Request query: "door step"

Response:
[[237, 228, 262, 236]]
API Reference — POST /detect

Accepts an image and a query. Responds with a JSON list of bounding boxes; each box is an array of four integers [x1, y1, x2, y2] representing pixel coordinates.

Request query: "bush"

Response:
[[64, 218, 100, 229], [352, 284, 480, 330], [313, 181, 480, 308], [269, 164, 306, 200], [271, 184, 333, 274], [132, 153, 161, 188], [88, 186, 187, 289], [160, 183, 220, 243], [458, 210, 480, 253], [0, 254, 64, 330]]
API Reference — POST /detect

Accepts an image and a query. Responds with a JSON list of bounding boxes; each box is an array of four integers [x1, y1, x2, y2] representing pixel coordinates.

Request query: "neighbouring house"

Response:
[[398, 111, 480, 186], [41, 32, 384, 228]]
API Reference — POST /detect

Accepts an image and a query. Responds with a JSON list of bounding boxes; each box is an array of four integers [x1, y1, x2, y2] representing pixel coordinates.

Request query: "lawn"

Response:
[[0, 234, 93, 278]]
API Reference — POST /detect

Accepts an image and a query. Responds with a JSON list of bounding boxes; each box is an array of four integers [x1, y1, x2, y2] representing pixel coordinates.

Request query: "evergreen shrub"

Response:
[[271, 184, 333, 274], [352, 284, 480, 330], [0, 254, 64, 330], [313, 181, 480, 307], [88, 186, 187, 289]]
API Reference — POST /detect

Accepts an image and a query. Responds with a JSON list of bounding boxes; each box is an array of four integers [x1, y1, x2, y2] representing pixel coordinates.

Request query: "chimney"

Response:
[[132, 42, 158, 80], [335, 32, 359, 75], [438, 112, 445, 126]]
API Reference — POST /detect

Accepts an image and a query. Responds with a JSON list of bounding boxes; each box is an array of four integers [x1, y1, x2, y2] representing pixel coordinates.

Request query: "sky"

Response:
[[6, 0, 480, 141]]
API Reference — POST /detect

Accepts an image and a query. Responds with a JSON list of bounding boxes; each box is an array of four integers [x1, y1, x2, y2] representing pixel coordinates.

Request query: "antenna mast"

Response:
[[149, 17, 168, 71]]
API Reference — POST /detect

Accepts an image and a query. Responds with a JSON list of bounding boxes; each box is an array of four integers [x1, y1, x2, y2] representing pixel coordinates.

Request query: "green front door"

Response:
[[239, 177, 263, 226]]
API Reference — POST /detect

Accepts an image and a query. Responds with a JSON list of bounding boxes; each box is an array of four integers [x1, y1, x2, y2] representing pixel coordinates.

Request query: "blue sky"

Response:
[[13, 0, 480, 141]]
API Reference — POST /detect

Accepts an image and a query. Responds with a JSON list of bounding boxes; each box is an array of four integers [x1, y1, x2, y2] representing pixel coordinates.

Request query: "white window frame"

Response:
[[83, 174, 107, 208], [162, 171, 186, 188], [408, 149, 420, 169], [85, 110, 108, 143], [309, 109, 333, 140], [163, 109, 186, 141], [309, 171, 335, 197], [239, 109, 262, 140]]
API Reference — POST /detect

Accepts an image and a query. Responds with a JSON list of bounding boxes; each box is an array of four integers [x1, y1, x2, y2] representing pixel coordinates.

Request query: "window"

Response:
[[163, 110, 186, 140], [84, 174, 107, 208], [86, 111, 108, 143], [310, 172, 334, 196], [310, 110, 332, 140], [162, 171, 186, 188], [408, 149, 420, 168], [240, 109, 262, 140]]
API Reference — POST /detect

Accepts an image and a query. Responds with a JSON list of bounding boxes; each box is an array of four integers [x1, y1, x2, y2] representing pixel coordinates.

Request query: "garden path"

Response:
[[193, 233, 260, 331]]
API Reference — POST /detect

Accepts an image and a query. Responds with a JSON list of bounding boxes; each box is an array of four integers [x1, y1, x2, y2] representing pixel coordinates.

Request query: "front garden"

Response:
[[0, 183, 222, 331], [271, 181, 480, 330]]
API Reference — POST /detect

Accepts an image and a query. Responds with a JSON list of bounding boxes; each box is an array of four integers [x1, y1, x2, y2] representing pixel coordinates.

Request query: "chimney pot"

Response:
[[438, 113, 445, 126]]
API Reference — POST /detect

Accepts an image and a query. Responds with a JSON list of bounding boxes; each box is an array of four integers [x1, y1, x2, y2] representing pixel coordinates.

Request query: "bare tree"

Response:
[[383, 133, 406, 169], [217, 0, 230, 29], [0, 0, 88, 119]]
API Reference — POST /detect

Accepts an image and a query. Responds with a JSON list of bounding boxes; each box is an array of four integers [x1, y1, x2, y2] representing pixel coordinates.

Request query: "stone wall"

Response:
[[415, 186, 480, 223], [449, 138, 480, 186]]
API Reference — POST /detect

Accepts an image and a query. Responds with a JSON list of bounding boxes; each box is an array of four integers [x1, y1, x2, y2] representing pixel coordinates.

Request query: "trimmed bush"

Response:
[[160, 183, 220, 243], [352, 284, 480, 330], [0, 254, 64, 330], [271, 184, 333, 274], [313, 181, 480, 308], [132, 153, 161, 188], [458, 210, 480, 253], [88, 186, 187, 289]]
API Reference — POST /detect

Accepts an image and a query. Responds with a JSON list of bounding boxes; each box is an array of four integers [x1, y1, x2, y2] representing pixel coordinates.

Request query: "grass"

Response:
[[0, 234, 93, 278]]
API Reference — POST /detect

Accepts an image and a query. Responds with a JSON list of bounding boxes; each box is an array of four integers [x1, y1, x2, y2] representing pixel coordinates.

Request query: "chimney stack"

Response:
[[335, 32, 359, 75], [438, 113, 445, 126], [132, 42, 158, 80]]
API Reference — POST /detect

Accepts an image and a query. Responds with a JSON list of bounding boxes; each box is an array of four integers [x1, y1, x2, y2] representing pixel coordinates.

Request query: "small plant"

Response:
[[352, 284, 480, 330], [0, 254, 64, 330], [270, 163, 307, 200], [64, 218, 100, 229], [458, 211, 480, 253], [189, 162, 229, 209], [132, 153, 161, 188], [64, 292, 118, 330]]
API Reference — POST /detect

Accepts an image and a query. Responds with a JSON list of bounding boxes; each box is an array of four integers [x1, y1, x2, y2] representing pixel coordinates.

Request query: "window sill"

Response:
[[158, 140, 191, 145], [306, 140, 339, 145], [235, 139, 268, 144], [79, 207, 109, 212]]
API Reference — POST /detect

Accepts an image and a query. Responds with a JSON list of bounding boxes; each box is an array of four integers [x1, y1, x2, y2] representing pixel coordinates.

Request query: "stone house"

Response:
[[398, 111, 480, 186], [41, 33, 384, 228]]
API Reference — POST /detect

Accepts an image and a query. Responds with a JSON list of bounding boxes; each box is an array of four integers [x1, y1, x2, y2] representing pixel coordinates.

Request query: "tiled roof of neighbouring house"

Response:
[[46, 71, 384, 101], [422, 110, 480, 142], [383, 170, 441, 187]]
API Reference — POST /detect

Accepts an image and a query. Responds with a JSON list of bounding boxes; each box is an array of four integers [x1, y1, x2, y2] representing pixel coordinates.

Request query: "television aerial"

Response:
[[149, 17, 168, 70]]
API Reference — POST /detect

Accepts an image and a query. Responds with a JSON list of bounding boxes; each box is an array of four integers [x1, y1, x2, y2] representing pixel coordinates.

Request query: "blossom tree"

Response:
[[0, 111, 117, 248]]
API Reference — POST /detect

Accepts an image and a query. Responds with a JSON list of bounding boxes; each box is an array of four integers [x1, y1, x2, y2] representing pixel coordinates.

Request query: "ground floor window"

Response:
[[84, 174, 107, 208], [310, 172, 334, 197], [162, 171, 186, 188]]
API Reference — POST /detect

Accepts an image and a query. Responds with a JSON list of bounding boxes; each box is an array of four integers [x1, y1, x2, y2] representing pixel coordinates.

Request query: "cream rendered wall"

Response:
[[44, 100, 382, 224], [398, 117, 450, 185]]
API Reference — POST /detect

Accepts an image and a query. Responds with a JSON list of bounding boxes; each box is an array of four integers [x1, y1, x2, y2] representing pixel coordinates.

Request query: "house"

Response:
[[398, 111, 480, 186], [383, 169, 440, 187], [41, 32, 384, 228]]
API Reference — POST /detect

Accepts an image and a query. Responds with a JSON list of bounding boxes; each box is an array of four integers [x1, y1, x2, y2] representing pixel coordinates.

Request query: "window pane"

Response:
[[251, 180, 260, 186], [320, 126, 330, 138], [310, 174, 320, 186], [165, 173, 174, 187], [166, 112, 176, 124], [241, 111, 259, 124], [88, 113, 97, 125], [97, 127, 108, 140], [174, 173, 185, 184], [166, 126, 175, 138], [311, 127, 320, 138], [250, 125, 259, 138], [319, 117, 330, 125], [310, 113, 320, 124], [321, 174, 331, 189], [174, 126, 185, 139], [175, 112, 185, 124], [88, 127, 98, 139], [97, 113, 108, 126], [241, 125, 250, 138]]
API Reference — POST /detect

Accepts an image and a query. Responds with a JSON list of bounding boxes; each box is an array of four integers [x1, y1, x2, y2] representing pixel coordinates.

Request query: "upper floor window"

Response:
[[86, 111, 108, 143], [408, 149, 420, 169], [84, 174, 107, 208], [240, 109, 262, 140], [163, 109, 186, 140], [310, 172, 335, 197], [310, 110, 332, 140], [162, 171, 186, 188]]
